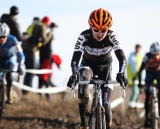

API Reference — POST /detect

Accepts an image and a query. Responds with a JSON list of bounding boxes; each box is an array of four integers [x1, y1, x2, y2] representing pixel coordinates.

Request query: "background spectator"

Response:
[[21, 16, 53, 95], [38, 21, 59, 101], [39, 54, 62, 101], [127, 44, 143, 108], [0, 6, 22, 41]]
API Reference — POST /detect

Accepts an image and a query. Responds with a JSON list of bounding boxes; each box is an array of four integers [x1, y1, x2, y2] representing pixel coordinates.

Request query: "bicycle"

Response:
[[71, 75, 125, 129], [134, 81, 159, 129], [0, 69, 20, 123], [147, 84, 159, 129]]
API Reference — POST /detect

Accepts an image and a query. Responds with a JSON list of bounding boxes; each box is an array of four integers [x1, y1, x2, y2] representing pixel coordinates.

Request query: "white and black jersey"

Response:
[[71, 29, 127, 73]]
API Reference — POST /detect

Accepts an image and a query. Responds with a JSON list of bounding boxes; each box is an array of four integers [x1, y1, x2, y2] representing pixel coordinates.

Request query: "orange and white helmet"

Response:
[[88, 8, 113, 30]]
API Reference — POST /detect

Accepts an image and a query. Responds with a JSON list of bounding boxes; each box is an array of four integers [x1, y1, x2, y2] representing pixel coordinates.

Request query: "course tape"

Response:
[[24, 68, 70, 74], [13, 81, 125, 109], [13, 81, 67, 94], [111, 97, 124, 109], [25, 69, 53, 74]]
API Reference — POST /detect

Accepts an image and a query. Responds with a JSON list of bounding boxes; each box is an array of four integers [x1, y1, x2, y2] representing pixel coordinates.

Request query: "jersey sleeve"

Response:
[[73, 34, 86, 52], [108, 31, 122, 51], [71, 33, 86, 73], [108, 31, 127, 73], [12, 36, 25, 65]]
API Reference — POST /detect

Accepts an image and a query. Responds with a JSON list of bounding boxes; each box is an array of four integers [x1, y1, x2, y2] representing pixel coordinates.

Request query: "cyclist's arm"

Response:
[[15, 43, 25, 65], [138, 55, 148, 83], [12, 36, 25, 65], [71, 52, 82, 73], [108, 31, 127, 73], [115, 49, 127, 73], [71, 34, 85, 73]]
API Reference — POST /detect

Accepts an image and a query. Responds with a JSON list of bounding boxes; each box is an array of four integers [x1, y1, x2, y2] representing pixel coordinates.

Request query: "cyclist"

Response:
[[0, 22, 25, 104], [137, 42, 160, 127], [67, 8, 128, 129]]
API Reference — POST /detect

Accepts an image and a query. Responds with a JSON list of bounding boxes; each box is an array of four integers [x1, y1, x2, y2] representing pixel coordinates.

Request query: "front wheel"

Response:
[[96, 106, 103, 129], [151, 98, 159, 129], [0, 82, 5, 123]]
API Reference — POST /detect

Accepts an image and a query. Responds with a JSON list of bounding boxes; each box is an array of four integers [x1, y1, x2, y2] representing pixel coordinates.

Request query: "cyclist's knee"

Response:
[[79, 67, 93, 81]]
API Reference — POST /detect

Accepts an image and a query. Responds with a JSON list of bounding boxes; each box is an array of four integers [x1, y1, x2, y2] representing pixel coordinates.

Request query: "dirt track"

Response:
[[0, 86, 157, 129]]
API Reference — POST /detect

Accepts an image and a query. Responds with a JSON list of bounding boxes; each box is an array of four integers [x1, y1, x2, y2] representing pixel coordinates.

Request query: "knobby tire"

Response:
[[96, 106, 103, 129], [0, 82, 4, 123], [151, 98, 158, 129]]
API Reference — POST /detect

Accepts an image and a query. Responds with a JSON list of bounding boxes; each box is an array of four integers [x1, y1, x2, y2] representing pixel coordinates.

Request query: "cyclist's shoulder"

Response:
[[78, 29, 92, 41], [6, 35, 18, 46], [145, 52, 152, 58], [107, 29, 117, 36]]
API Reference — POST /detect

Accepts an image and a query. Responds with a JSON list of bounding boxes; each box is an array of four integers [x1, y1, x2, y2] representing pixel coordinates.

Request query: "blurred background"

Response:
[[1, 0, 160, 85], [0, 1, 160, 129]]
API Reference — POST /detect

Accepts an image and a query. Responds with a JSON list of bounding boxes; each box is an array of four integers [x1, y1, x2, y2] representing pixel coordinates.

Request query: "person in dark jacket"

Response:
[[0, 6, 22, 41], [38, 21, 59, 100], [22, 16, 53, 95]]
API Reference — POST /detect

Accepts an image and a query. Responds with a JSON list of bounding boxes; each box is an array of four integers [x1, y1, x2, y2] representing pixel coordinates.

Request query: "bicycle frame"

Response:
[[89, 80, 106, 129], [71, 77, 125, 129]]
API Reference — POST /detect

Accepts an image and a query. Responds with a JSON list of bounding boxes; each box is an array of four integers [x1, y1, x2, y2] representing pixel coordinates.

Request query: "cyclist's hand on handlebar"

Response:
[[116, 72, 128, 87], [17, 66, 23, 75], [67, 72, 79, 88]]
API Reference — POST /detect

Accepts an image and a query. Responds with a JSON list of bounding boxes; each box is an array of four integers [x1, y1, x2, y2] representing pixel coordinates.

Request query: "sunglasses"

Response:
[[92, 28, 108, 34], [0, 36, 6, 39]]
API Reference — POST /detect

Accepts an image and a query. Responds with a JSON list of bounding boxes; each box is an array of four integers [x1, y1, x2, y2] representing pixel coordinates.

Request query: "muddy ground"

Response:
[[0, 86, 158, 129]]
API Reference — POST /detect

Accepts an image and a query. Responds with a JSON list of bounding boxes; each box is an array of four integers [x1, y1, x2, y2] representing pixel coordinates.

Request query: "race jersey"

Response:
[[141, 52, 160, 71], [71, 29, 127, 73], [138, 52, 160, 83], [0, 34, 25, 65]]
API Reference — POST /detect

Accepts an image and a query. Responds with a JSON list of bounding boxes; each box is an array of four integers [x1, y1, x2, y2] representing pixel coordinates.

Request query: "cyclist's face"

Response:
[[0, 36, 7, 44], [92, 27, 108, 41]]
